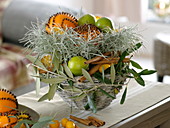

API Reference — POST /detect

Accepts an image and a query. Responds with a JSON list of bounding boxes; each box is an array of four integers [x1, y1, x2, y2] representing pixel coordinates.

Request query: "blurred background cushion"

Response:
[[2, 0, 84, 46], [0, 0, 11, 45], [0, 43, 32, 90]]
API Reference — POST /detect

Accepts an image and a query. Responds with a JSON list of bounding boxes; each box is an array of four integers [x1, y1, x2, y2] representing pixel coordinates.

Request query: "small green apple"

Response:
[[68, 56, 89, 76], [78, 14, 96, 26], [95, 17, 114, 32]]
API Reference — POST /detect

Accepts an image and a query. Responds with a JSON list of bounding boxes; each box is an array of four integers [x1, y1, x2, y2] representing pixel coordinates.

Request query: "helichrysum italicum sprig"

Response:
[[20, 20, 143, 62]]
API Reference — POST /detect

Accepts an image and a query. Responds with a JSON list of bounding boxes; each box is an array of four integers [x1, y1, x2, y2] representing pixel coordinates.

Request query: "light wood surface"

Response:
[[111, 92, 170, 128], [17, 80, 170, 128]]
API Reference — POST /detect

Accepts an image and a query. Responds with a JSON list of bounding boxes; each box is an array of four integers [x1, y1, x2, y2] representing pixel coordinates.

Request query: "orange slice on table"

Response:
[[0, 89, 18, 116], [16, 112, 31, 121], [0, 115, 18, 128]]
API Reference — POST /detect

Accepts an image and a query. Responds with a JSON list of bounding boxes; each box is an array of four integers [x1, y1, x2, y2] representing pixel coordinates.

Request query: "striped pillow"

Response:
[[0, 0, 11, 45]]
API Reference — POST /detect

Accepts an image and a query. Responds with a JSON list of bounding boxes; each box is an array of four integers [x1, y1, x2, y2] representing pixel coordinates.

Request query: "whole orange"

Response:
[[49, 120, 60, 128], [61, 118, 69, 127], [65, 121, 76, 128]]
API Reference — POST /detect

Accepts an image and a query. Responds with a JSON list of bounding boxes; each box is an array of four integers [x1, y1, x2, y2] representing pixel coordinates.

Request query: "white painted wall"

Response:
[[120, 21, 170, 57], [93, 0, 145, 22], [34, 0, 94, 14], [34, 0, 147, 22]]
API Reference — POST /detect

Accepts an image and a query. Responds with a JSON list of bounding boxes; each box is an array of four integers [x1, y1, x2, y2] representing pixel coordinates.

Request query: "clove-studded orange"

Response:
[[46, 12, 78, 34], [74, 24, 101, 40], [0, 115, 18, 128], [0, 89, 18, 116]]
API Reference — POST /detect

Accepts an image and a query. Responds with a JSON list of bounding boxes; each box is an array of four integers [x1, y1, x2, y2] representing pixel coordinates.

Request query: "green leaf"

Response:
[[120, 86, 127, 104], [36, 69, 41, 96], [38, 116, 53, 122], [129, 69, 138, 77], [41, 77, 67, 84], [59, 64, 64, 72], [84, 103, 90, 110], [38, 93, 49, 102], [99, 88, 115, 99], [135, 75, 145, 86], [31, 116, 53, 128], [87, 94, 97, 113], [52, 55, 60, 72], [139, 69, 157, 75], [25, 123, 30, 128], [68, 80, 74, 87], [58, 71, 67, 77], [32, 121, 49, 128], [14, 120, 34, 128], [127, 75, 134, 78], [102, 66, 105, 81], [119, 51, 127, 63], [135, 42, 142, 50], [82, 69, 94, 83], [69, 93, 87, 101], [129, 69, 145, 86], [128, 43, 142, 54], [31, 123, 42, 128], [64, 86, 82, 93], [116, 51, 127, 71], [93, 72, 111, 84], [48, 84, 57, 100], [130, 60, 142, 69], [110, 64, 115, 84], [26, 55, 46, 70], [63, 63, 74, 79]]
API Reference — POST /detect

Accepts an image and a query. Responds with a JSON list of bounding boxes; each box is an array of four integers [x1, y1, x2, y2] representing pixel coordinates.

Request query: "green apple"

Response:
[[78, 14, 96, 26], [95, 17, 114, 32], [68, 56, 89, 76]]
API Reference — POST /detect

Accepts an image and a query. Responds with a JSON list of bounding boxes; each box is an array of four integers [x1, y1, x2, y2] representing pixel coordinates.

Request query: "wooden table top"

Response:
[[17, 80, 170, 128]]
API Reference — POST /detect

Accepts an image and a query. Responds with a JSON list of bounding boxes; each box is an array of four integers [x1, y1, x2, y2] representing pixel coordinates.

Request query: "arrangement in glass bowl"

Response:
[[21, 12, 156, 113]]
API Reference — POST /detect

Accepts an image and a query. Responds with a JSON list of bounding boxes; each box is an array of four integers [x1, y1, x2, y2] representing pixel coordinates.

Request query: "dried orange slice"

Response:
[[53, 12, 78, 29], [16, 112, 31, 121], [46, 15, 64, 34], [74, 24, 101, 40], [46, 12, 78, 34], [46, 15, 55, 34], [0, 89, 18, 116], [39, 54, 54, 74], [0, 115, 18, 128], [41, 54, 54, 68]]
